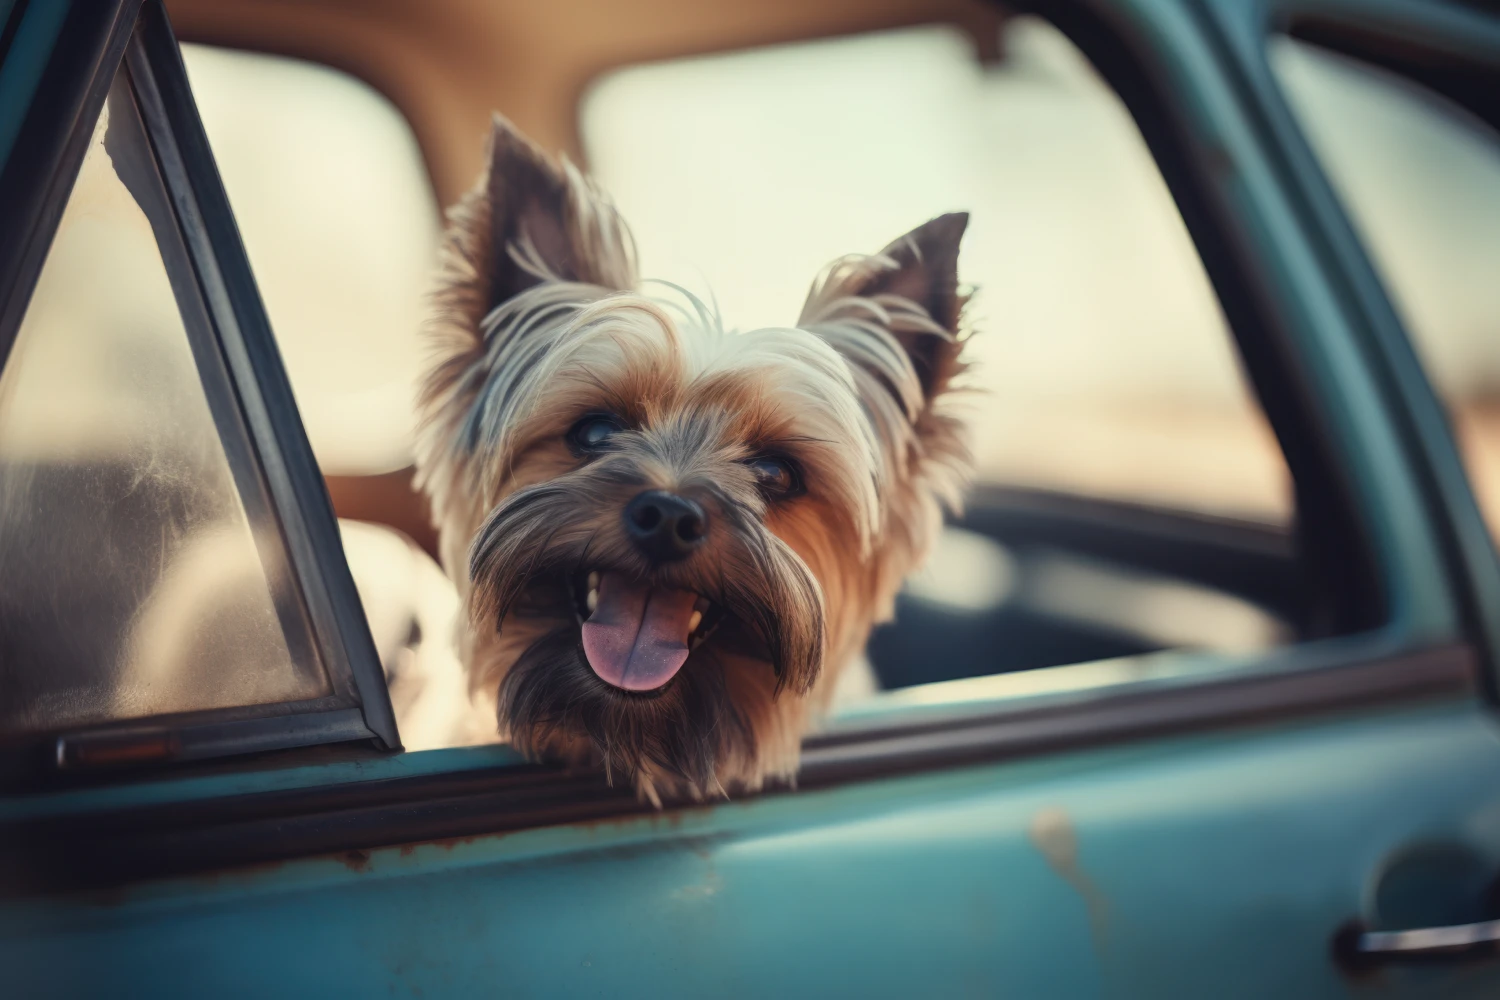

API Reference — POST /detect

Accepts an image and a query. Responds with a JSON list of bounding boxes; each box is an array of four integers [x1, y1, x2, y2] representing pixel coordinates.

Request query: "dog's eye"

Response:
[[567, 414, 623, 454], [746, 455, 803, 498]]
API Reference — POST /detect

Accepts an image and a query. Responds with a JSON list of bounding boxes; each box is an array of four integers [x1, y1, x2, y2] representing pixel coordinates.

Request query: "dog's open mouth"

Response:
[[571, 571, 722, 692]]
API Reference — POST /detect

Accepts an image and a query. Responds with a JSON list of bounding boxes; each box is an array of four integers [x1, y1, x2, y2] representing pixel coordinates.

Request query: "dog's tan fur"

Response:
[[415, 115, 973, 800]]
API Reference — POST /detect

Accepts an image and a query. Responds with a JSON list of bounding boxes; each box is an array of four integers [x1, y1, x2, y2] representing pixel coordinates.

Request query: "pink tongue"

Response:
[[580, 573, 698, 691]]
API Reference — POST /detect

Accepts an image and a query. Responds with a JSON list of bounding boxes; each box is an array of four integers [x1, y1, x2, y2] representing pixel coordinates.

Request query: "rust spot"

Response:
[[575, 801, 708, 834], [71, 855, 294, 906], [642, 809, 688, 833], [57, 728, 180, 768], [399, 844, 415, 858], [342, 849, 372, 873], [1029, 806, 1109, 953], [181, 857, 289, 891], [575, 812, 648, 833]]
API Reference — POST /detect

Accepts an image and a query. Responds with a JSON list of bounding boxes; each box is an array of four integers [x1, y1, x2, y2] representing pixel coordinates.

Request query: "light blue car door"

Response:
[[4, 0, 1500, 998]]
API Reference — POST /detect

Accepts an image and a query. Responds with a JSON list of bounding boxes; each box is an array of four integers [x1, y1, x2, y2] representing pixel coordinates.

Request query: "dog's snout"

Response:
[[624, 490, 706, 564]]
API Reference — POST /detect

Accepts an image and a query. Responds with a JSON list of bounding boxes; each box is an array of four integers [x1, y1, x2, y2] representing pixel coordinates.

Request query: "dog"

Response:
[[414, 115, 974, 802]]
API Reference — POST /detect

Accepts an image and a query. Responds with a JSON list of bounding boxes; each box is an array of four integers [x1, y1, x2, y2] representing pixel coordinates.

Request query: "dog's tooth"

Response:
[[587, 571, 600, 591], [587, 589, 598, 613], [688, 610, 703, 634]]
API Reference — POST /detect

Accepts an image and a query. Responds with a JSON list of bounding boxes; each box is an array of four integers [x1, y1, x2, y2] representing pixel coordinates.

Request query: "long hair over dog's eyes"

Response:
[[745, 455, 804, 499], [566, 413, 624, 455]]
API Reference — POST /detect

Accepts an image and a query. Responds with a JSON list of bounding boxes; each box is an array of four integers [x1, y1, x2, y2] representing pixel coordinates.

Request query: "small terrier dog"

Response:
[[415, 116, 973, 801]]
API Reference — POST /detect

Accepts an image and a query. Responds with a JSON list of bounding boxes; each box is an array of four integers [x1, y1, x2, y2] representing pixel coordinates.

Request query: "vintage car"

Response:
[[1, 0, 1498, 995]]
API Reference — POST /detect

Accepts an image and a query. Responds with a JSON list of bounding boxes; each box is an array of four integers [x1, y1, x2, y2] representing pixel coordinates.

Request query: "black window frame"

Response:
[[0, 0, 1491, 892], [0, 0, 399, 786]]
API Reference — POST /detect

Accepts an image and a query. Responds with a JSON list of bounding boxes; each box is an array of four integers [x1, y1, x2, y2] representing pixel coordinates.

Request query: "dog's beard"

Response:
[[469, 469, 825, 796], [500, 624, 745, 797]]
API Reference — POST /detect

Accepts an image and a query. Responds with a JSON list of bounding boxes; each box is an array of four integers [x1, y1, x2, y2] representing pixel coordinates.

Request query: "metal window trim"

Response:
[[1210, 0, 1500, 690], [0, 640, 1476, 895], [0, 0, 399, 784], [1015, 0, 1406, 649], [1099, 0, 1488, 654], [106, 46, 335, 717], [127, 4, 399, 750]]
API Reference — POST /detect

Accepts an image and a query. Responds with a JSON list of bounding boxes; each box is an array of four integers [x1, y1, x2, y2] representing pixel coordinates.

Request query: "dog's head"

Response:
[[417, 116, 972, 800]]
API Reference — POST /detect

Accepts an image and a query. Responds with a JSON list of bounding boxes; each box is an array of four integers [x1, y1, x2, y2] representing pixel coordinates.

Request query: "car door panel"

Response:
[[7, 697, 1499, 997]]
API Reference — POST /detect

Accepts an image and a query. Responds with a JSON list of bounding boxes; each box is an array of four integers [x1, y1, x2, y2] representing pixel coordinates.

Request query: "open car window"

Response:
[[0, 2, 397, 780]]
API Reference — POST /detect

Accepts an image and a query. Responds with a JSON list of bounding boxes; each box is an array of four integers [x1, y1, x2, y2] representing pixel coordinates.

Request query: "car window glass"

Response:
[[582, 18, 1291, 524], [0, 68, 328, 737], [181, 45, 440, 476], [1270, 37, 1500, 543]]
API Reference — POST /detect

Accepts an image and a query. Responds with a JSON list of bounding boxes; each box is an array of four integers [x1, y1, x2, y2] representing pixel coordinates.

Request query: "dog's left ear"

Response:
[[800, 213, 969, 414]]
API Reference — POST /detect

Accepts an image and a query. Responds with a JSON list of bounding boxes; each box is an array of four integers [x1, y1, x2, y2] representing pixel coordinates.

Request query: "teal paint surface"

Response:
[[6, 700, 1500, 998], [1141, 0, 1461, 641], [0, 0, 70, 173], [1239, 0, 1500, 673], [0, 743, 526, 824]]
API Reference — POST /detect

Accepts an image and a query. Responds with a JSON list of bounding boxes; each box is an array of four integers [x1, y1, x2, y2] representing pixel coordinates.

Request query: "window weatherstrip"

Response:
[[123, 3, 399, 751], [0, 642, 1473, 895]]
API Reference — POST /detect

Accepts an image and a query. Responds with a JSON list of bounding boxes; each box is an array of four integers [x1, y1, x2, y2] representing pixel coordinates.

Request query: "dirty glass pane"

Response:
[[0, 67, 329, 736], [1271, 38, 1500, 543]]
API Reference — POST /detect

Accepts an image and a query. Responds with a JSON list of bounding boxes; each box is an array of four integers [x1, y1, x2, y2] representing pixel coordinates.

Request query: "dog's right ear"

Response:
[[474, 114, 636, 310]]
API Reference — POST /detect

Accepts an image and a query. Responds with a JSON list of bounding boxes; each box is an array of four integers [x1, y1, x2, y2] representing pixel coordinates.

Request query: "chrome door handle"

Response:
[[1337, 918, 1500, 967]]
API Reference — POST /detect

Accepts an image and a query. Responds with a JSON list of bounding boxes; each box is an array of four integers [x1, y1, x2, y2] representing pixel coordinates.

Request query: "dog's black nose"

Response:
[[624, 490, 706, 564]]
